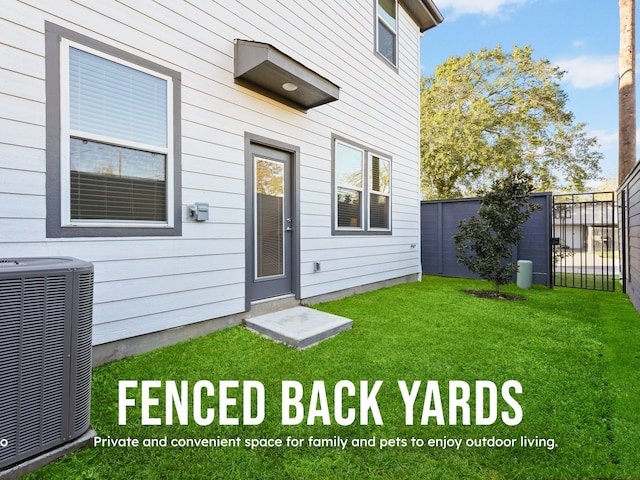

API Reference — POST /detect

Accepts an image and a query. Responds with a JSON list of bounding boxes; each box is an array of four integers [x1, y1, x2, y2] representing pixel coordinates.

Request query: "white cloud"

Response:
[[589, 129, 618, 151], [585, 129, 618, 181], [436, 0, 529, 19], [571, 40, 586, 48], [555, 55, 618, 89]]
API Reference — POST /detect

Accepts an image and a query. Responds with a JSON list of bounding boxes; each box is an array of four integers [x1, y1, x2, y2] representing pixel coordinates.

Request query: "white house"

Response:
[[1, 0, 442, 364]]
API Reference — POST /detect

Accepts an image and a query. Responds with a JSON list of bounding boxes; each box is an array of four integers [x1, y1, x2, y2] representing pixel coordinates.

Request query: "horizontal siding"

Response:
[[0, 143, 45, 172], [0, 193, 45, 218], [1, 93, 44, 125], [0, 168, 45, 196], [94, 275, 244, 312], [1, 0, 425, 345], [0, 40, 44, 77], [0, 67, 44, 102], [302, 262, 419, 299], [94, 297, 245, 345], [0, 118, 44, 149]]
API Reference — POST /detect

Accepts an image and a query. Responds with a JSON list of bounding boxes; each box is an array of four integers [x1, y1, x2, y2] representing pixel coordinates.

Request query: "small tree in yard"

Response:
[[453, 170, 540, 296]]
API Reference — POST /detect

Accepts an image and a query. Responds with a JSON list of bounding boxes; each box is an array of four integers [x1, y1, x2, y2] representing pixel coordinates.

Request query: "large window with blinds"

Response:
[[332, 136, 391, 235], [65, 44, 171, 224], [45, 22, 181, 237]]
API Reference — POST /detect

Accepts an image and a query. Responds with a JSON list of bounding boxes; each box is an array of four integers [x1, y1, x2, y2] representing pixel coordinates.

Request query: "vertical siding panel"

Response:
[[620, 163, 640, 312]]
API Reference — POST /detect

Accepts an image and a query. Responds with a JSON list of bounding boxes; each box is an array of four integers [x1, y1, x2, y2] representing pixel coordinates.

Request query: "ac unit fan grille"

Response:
[[73, 272, 94, 434], [0, 276, 68, 463]]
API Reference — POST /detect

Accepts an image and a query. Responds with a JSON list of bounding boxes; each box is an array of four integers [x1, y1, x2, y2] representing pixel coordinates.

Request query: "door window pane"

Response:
[[255, 158, 284, 278]]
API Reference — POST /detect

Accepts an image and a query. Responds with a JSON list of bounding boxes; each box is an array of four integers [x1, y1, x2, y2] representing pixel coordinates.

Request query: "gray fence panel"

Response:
[[618, 162, 640, 313], [421, 192, 552, 287], [518, 194, 552, 287]]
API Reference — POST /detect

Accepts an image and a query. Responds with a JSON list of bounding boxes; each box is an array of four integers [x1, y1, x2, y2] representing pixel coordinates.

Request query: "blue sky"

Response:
[[419, 0, 624, 185]]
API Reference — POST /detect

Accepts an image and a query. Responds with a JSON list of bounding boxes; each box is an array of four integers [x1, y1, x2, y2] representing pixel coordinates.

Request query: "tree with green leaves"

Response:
[[453, 170, 540, 296], [421, 45, 602, 199]]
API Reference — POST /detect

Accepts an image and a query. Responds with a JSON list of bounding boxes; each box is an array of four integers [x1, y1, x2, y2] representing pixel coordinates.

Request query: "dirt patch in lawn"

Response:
[[462, 290, 527, 301]]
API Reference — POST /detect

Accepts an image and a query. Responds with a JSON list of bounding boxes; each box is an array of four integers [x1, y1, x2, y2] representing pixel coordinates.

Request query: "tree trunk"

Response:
[[619, 0, 636, 184]]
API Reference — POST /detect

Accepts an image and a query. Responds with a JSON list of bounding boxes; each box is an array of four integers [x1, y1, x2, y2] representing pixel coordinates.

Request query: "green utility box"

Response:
[[517, 260, 533, 289]]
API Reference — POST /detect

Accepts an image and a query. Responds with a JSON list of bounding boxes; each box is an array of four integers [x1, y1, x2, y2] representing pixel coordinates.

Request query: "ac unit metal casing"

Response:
[[0, 257, 93, 470]]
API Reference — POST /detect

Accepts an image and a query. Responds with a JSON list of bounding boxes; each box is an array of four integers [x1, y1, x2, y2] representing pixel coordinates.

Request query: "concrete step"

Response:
[[246, 294, 300, 318], [245, 306, 352, 349]]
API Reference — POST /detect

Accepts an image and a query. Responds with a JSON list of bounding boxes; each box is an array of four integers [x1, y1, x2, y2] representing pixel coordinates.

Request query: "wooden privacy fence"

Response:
[[420, 192, 553, 288]]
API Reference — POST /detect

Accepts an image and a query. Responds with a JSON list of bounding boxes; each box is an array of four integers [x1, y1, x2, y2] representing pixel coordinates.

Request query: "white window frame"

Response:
[[333, 136, 392, 235], [368, 153, 391, 231], [376, 0, 399, 68], [335, 140, 365, 232], [59, 39, 175, 229]]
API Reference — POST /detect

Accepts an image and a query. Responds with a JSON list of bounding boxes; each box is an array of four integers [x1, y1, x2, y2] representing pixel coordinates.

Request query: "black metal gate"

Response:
[[552, 192, 618, 291]]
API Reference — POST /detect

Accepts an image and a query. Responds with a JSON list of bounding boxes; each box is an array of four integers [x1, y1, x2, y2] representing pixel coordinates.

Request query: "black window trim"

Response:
[[331, 134, 392, 236], [45, 21, 182, 238]]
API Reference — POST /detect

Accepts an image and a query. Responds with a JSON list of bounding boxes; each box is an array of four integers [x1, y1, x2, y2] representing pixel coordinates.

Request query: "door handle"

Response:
[[286, 218, 293, 231]]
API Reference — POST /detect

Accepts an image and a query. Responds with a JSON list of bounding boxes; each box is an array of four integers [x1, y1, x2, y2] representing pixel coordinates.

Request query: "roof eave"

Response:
[[402, 0, 444, 32]]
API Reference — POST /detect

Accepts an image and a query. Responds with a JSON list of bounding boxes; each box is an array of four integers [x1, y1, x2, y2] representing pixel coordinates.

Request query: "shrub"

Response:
[[453, 170, 541, 294]]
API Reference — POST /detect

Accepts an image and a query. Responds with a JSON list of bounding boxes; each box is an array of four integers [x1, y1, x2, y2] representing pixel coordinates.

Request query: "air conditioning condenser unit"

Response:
[[0, 257, 93, 470]]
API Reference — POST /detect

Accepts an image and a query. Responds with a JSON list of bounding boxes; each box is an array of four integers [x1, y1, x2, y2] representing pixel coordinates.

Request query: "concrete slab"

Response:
[[245, 306, 352, 349]]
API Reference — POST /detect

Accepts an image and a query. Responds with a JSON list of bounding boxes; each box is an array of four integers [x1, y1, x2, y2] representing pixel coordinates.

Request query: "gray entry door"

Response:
[[248, 143, 293, 301]]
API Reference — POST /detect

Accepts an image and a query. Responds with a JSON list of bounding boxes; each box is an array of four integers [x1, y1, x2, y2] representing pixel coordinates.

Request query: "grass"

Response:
[[554, 272, 619, 291], [25, 276, 640, 480], [596, 251, 619, 259]]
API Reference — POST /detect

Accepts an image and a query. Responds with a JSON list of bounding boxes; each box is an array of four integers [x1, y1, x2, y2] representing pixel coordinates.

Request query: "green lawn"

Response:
[[596, 251, 619, 259], [554, 272, 619, 291], [26, 276, 640, 480]]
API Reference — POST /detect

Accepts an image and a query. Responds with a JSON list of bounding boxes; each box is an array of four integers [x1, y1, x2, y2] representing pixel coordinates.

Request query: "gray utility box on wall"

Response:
[[0, 257, 94, 470]]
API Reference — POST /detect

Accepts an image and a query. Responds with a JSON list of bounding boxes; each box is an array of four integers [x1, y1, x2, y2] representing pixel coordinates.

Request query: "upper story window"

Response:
[[333, 136, 392, 235], [376, 0, 398, 67], [45, 22, 182, 237]]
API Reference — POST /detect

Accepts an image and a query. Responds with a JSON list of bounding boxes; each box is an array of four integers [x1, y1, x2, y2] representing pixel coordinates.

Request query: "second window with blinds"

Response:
[[333, 137, 391, 235]]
